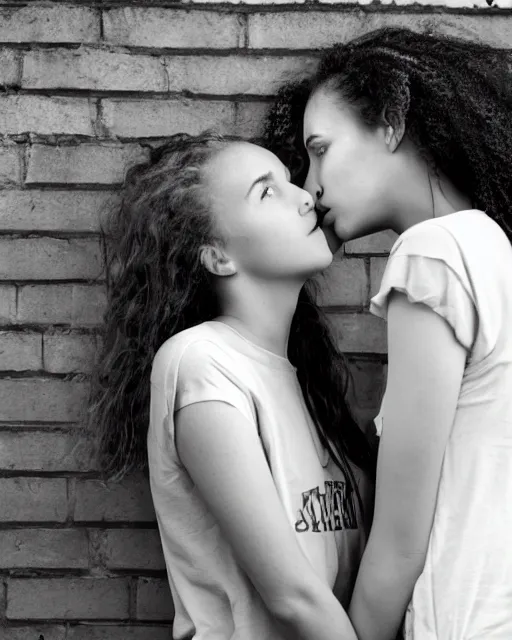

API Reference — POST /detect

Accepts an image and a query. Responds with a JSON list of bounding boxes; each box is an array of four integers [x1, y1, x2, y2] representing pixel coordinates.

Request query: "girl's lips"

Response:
[[321, 209, 336, 229], [308, 216, 321, 234], [314, 203, 331, 227]]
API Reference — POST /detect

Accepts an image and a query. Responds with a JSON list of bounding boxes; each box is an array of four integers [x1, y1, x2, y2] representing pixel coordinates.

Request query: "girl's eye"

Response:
[[261, 185, 275, 200], [315, 145, 327, 158]]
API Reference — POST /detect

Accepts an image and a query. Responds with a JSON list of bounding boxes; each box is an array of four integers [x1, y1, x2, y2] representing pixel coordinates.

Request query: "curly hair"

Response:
[[87, 132, 375, 497], [263, 27, 512, 238]]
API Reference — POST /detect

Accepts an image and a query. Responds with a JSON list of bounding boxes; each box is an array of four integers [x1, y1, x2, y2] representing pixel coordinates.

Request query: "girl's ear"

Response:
[[199, 244, 237, 277], [382, 107, 406, 153]]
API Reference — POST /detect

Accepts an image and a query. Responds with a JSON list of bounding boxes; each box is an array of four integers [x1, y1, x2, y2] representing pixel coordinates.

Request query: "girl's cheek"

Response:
[[322, 163, 334, 189]]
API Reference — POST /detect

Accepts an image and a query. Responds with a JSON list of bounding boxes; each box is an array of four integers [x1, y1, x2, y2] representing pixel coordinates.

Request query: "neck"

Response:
[[216, 277, 304, 358], [391, 151, 473, 235]]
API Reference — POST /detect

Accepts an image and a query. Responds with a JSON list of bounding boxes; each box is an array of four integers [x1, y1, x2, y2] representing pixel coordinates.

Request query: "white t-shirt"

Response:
[[148, 320, 368, 640], [372, 210, 512, 639]]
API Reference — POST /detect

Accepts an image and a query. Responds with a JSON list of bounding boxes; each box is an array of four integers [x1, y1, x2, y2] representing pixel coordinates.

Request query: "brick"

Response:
[[44, 332, 100, 374], [0, 48, 19, 86], [26, 144, 149, 186], [0, 478, 67, 522], [136, 578, 174, 621], [315, 257, 367, 307], [103, 8, 243, 48], [234, 101, 270, 139], [0, 430, 93, 472], [7, 578, 130, 620], [318, 0, 512, 5], [247, 12, 512, 50], [187, 0, 304, 4], [0, 238, 102, 280], [98, 529, 165, 571], [23, 48, 167, 92], [0, 529, 88, 569], [0, 331, 42, 371], [159, 55, 316, 95], [0, 378, 88, 422], [0, 6, 99, 43], [0, 285, 16, 325], [0, 190, 113, 233], [326, 312, 387, 353], [67, 625, 173, 640], [348, 359, 386, 411], [102, 99, 235, 138], [70, 285, 107, 327], [17, 284, 106, 327], [1, 625, 66, 640], [183, 0, 501, 3], [0, 145, 22, 186], [186, 0, 511, 3], [370, 257, 388, 299], [0, 96, 95, 136], [74, 475, 156, 523], [344, 230, 397, 256]]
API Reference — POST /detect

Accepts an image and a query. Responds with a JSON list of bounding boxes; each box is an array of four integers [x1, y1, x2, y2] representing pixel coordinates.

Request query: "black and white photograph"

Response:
[[1, 0, 511, 638]]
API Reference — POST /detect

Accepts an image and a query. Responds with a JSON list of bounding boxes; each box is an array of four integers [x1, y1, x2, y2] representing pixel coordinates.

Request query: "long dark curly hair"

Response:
[[88, 132, 375, 502], [263, 27, 512, 238]]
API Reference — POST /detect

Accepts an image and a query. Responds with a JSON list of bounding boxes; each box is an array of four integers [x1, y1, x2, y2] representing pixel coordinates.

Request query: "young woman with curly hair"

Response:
[[87, 132, 375, 640], [264, 27, 512, 640]]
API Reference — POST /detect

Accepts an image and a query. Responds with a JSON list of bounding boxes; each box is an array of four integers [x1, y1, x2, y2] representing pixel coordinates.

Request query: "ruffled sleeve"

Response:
[[370, 222, 477, 353], [151, 337, 256, 446], [175, 340, 252, 416]]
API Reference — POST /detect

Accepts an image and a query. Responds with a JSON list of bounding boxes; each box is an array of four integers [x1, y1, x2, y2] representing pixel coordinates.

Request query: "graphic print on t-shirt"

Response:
[[295, 480, 357, 532]]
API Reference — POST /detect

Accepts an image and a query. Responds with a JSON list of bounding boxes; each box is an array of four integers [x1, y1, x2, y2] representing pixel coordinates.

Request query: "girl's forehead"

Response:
[[206, 142, 283, 188], [305, 88, 338, 119], [304, 89, 359, 138]]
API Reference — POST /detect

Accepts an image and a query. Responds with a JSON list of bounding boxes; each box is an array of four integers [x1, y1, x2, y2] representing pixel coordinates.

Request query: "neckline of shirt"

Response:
[[207, 320, 297, 373], [404, 208, 485, 235], [207, 321, 329, 467]]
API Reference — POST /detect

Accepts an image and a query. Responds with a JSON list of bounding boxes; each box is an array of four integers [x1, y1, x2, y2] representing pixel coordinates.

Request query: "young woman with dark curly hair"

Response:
[[87, 132, 375, 640], [264, 27, 512, 640]]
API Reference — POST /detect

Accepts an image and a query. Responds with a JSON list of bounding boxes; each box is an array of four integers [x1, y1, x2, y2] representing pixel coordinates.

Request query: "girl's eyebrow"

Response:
[[245, 171, 273, 199]]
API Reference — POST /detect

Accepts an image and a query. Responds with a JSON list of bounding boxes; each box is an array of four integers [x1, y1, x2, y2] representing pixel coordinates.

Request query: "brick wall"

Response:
[[0, 1, 510, 637]]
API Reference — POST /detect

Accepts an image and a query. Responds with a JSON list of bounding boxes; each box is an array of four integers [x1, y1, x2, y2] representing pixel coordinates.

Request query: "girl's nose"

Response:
[[298, 187, 314, 216]]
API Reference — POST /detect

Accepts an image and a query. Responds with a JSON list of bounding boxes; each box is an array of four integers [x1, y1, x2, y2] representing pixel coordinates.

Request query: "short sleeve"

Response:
[[370, 223, 477, 352], [174, 340, 253, 419]]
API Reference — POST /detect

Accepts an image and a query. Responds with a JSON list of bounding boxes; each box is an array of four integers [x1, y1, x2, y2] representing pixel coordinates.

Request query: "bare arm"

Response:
[[175, 400, 357, 640], [349, 292, 466, 640]]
